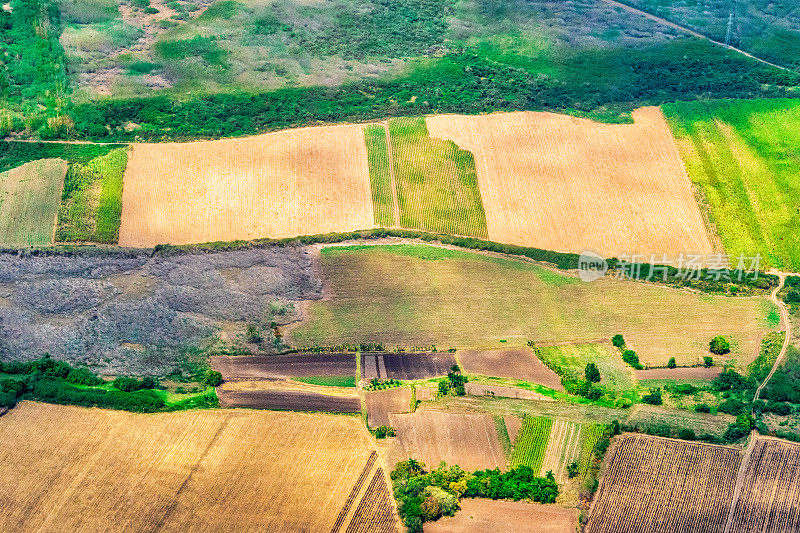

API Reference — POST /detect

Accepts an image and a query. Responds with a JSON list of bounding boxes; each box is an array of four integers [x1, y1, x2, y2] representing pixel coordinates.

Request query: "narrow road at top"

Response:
[[598, 0, 793, 73]]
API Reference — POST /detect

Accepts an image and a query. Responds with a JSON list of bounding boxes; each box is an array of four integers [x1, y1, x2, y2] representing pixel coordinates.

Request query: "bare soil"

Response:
[[635, 367, 722, 380], [366, 387, 411, 428], [211, 354, 355, 380], [459, 347, 563, 390], [424, 498, 578, 533], [217, 388, 361, 412], [465, 382, 553, 402], [361, 352, 457, 380]]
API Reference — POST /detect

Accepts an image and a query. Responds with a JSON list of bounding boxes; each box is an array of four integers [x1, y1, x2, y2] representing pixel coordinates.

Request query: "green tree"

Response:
[[704, 355, 714, 368], [612, 334, 625, 348], [709, 336, 731, 355], [585, 363, 601, 383], [203, 370, 223, 387], [667, 357, 676, 369]]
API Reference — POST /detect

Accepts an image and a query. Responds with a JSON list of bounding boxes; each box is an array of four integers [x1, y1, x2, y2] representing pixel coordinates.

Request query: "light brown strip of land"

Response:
[[119, 124, 375, 246], [426, 107, 714, 258]]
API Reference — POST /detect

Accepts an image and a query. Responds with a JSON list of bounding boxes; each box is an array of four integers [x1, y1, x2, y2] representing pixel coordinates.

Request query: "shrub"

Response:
[[374, 425, 396, 438], [710, 336, 731, 355], [245, 323, 262, 344], [785, 289, 800, 304], [203, 370, 223, 387], [695, 403, 711, 413], [713, 370, 753, 392], [113, 376, 142, 392], [667, 357, 676, 369], [66, 367, 102, 386], [622, 350, 643, 370], [610, 419, 621, 435], [641, 388, 663, 405], [703, 355, 714, 367], [674, 383, 698, 395], [567, 461, 579, 479], [678, 428, 697, 441], [612, 334, 625, 348], [718, 399, 747, 416], [585, 363, 601, 383]]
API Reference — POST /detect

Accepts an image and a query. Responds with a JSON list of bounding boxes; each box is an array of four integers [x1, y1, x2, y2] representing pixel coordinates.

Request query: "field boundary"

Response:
[[332, 451, 378, 533]]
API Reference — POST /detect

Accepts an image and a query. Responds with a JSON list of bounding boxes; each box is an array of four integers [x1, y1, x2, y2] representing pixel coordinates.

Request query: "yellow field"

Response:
[[119, 124, 375, 246], [426, 107, 715, 258], [0, 402, 397, 532]]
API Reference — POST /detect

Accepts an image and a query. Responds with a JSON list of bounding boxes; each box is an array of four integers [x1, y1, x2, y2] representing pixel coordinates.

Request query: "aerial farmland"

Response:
[[2, 0, 800, 531]]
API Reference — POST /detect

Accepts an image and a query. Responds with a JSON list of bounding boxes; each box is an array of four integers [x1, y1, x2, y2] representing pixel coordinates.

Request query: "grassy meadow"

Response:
[[0, 159, 68, 246], [363, 125, 395, 227], [664, 99, 800, 271], [290, 244, 777, 368], [388, 118, 487, 237], [535, 343, 637, 400]]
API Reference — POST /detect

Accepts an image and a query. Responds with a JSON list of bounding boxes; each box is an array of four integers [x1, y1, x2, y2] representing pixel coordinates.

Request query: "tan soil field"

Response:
[[426, 107, 714, 258], [388, 411, 506, 471], [366, 386, 412, 428], [0, 401, 395, 532], [465, 382, 553, 401], [424, 499, 578, 533], [119, 124, 375, 246], [587, 434, 742, 533], [504, 416, 523, 443], [459, 347, 563, 390], [635, 366, 722, 380]]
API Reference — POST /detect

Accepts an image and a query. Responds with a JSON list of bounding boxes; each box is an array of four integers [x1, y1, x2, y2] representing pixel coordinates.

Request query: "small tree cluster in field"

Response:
[[585, 363, 601, 383], [704, 355, 714, 367], [113, 376, 159, 392], [438, 365, 467, 397], [391, 460, 558, 531], [667, 357, 677, 369], [612, 334, 625, 348], [641, 388, 663, 405], [621, 350, 643, 370], [203, 370, 224, 387], [365, 378, 401, 391], [374, 425, 396, 438], [709, 336, 731, 355]]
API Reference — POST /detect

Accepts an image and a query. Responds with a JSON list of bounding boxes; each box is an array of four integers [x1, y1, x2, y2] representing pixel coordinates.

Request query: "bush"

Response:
[[585, 363, 601, 383], [66, 367, 102, 386], [678, 428, 697, 441], [695, 403, 711, 413], [374, 425, 396, 438], [703, 355, 714, 367], [667, 357, 676, 369], [714, 370, 753, 392], [622, 350, 643, 370], [112, 376, 142, 392], [674, 383, 698, 395], [710, 336, 731, 355], [612, 334, 625, 348], [567, 461, 579, 479], [641, 388, 663, 405], [203, 370, 223, 387], [718, 399, 747, 416]]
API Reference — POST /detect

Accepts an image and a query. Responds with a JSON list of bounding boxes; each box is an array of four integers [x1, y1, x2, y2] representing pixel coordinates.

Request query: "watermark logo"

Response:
[[578, 250, 608, 282]]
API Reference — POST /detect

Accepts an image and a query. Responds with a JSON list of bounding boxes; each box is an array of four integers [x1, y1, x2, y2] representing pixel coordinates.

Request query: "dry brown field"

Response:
[[729, 437, 800, 533], [118, 124, 375, 246], [0, 402, 397, 532], [504, 416, 522, 443], [634, 367, 722, 380], [210, 354, 356, 380], [426, 107, 715, 258], [424, 499, 578, 533], [458, 347, 563, 390], [217, 379, 361, 412], [586, 434, 742, 533], [388, 411, 506, 471], [366, 386, 411, 428], [465, 382, 552, 402]]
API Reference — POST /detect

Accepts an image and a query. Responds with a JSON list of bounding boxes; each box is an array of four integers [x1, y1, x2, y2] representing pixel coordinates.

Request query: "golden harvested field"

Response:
[[119, 124, 375, 246], [0, 402, 397, 532], [586, 434, 742, 533], [0, 158, 67, 246], [424, 499, 578, 533], [426, 107, 715, 258], [388, 411, 506, 471]]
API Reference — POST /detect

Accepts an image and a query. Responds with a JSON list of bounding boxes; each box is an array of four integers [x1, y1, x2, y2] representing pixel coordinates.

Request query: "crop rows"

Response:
[[578, 424, 606, 476], [511, 416, 552, 472], [586, 435, 741, 533], [331, 452, 378, 533], [540, 420, 583, 481], [345, 469, 397, 533], [729, 438, 800, 532]]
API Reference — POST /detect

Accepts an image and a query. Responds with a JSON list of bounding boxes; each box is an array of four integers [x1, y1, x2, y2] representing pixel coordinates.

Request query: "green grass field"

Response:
[[534, 343, 637, 400], [363, 124, 395, 227], [388, 118, 487, 237], [0, 159, 67, 246], [57, 147, 128, 243], [664, 99, 800, 271], [290, 244, 776, 367], [293, 376, 357, 388]]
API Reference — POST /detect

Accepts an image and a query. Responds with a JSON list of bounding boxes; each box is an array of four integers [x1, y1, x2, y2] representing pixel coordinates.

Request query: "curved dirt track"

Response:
[[753, 274, 791, 403]]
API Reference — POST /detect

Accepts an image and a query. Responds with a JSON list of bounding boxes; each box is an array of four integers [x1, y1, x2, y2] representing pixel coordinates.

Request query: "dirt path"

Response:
[[382, 123, 401, 228], [723, 431, 758, 533], [599, 0, 793, 72], [753, 273, 791, 404]]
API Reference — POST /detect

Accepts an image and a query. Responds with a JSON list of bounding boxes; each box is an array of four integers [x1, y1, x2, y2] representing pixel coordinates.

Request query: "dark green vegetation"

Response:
[[621, 0, 800, 70], [664, 98, 800, 271], [294, 375, 357, 387], [0, 141, 124, 173], [391, 459, 558, 531], [363, 125, 394, 227], [0, 355, 217, 412], [0, 0, 69, 137], [749, 332, 787, 384], [57, 147, 127, 243]]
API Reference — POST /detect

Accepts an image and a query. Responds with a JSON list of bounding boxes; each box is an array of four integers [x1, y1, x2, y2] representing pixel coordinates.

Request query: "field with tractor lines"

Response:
[[0, 402, 396, 532], [290, 244, 776, 367], [586, 434, 742, 533], [664, 98, 800, 271], [118, 124, 375, 246], [426, 107, 714, 258], [387, 117, 487, 238], [0, 159, 66, 246]]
